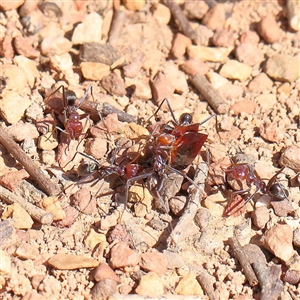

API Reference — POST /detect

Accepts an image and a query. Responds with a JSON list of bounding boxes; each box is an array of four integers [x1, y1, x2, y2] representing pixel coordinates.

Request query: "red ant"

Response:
[[44, 85, 93, 143], [223, 161, 290, 215]]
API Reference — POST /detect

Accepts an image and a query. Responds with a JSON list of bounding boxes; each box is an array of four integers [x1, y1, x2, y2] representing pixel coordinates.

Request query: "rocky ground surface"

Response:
[[0, 0, 300, 299]]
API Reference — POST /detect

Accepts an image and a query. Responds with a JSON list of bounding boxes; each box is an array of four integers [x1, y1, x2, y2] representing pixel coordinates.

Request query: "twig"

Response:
[[75, 99, 138, 123], [0, 126, 61, 196], [167, 162, 208, 247], [0, 185, 54, 225], [189, 74, 229, 114], [252, 261, 284, 300], [196, 267, 218, 300], [108, 10, 125, 46], [163, 0, 197, 42], [228, 236, 258, 286]]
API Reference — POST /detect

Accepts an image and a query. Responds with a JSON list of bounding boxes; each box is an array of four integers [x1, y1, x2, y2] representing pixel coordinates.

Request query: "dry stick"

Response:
[[0, 186, 54, 225], [252, 261, 284, 300], [75, 99, 138, 123], [0, 126, 61, 197], [163, 0, 197, 42], [107, 10, 125, 46], [196, 267, 218, 300], [167, 162, 208, 247], [189, 74, 230, 115], [228, 236, 258, 286]]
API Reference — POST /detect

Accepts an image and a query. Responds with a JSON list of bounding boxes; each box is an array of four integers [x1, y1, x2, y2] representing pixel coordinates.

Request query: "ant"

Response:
[[44, 85, 93, 143], [223, 161, 290, 215]]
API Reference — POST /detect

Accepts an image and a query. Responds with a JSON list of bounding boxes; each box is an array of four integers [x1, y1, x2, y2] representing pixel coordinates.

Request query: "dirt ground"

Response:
[[0, 0, 300, 299]]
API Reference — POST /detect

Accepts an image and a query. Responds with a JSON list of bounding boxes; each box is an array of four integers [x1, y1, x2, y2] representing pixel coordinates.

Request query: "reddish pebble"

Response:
[[231, 100, 257, 115], [259, 122, 283, 143], [0, 169, 29, 191], [240, 31, 260, 44], [212, 28, 235, 47], [251, 206, 269, 229], [171, 33, 192, 59], [85, 138, 107, 160], [180, 59, 209, 77], [271, 198, 295, 217], [140, 251, 168, 276], [13, 36, 39, 58], [279, 145, 300, 172], [0, 36, 14, 58], [235, 43, 263, 66], [184, 1, 209, 20], [107, 224, 132, 245], [257, 15, 281, 44], [70, 188, 97, 215], [110, 241, 141, 268], [54, 206, 79, 228], [101, 73, 127, 97], [151, 71, 174, 105], [202, 4, 226, 30], [93, 262, 121, 283], [283, 270, 300, 285]]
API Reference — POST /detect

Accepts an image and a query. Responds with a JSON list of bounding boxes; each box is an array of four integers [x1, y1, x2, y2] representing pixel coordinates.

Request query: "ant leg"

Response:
[[147, 98, 178, 124], [77, 84, 93, 109]]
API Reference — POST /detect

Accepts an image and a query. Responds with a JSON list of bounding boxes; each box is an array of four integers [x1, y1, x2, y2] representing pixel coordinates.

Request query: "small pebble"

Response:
[[152, 3, 171, 25], [93, 262, 121, 283], [240, 30, 260, 44], [7, 122, 39, 142], [248, 73, 273, 93], [37, 132, 58, 151], [0, 0, 24, 11], [151, 71, 174, 104], [40, 150, 56, 165], [140, 251, 168, 276], [259, 122, 283, 143], [169, 196, 187, 216], [264, 54, 300, 83], [261, 224, 295, 263], [40, 36, 72, 56], [101, 73, 126, 96], [187, 45, 232, 62], [231, 100, 257, 115], [110, 241, 141, 268], [91, 279, 117, 300], [0, 250, 11, 275], [294, 228, 300, 248], [0, 169, 29, 191], [14, 55, 40, 88], [202, 3, 226, 30], [271, 198, 295, 217], [15, 242, 40, 260], [279, 145, 300, 172], [1, 65, 28, 93], [175, 274, 204, 295], [135, 272, 164, 296], [54, 206, 79, 227], [283, 269, 300, 285], [257, 14, 281, 43], [255, 94, 277, 111], [251, 206, 269, 229], [80, 62, 110, 81], [0, 35, 14, 58], [2, 203, 33, 229], [70, 187, 97, 215], [193, 25, 214, 46], [13, 36, 39, 58], [84, 228, 106, 250], [72, 12, 103, 44], [184, 1, 209, 20], [171, 33, 192, 59], [219, 60, 252, 81], [84, 138, 108, 160], [48, 253, 99, 270], [122, 0, 145, 10], [235, 42, 263, 66], [287, 0, 300, 31], [180, 59, 209, 77], [277, 82, 291, 97], [212, 28, 235, 47]]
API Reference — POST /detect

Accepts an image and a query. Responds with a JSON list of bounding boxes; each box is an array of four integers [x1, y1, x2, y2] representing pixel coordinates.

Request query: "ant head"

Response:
[[179, 113, 192, 125], [65, 90, 77, 106]]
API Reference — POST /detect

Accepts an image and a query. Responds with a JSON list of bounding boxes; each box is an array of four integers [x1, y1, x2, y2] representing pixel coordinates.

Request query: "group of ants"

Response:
[[43, 85, 290, 220]]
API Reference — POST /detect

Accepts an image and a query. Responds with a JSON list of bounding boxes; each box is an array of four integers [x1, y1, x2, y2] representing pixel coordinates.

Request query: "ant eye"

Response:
[[179, 113, 192, 125]]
